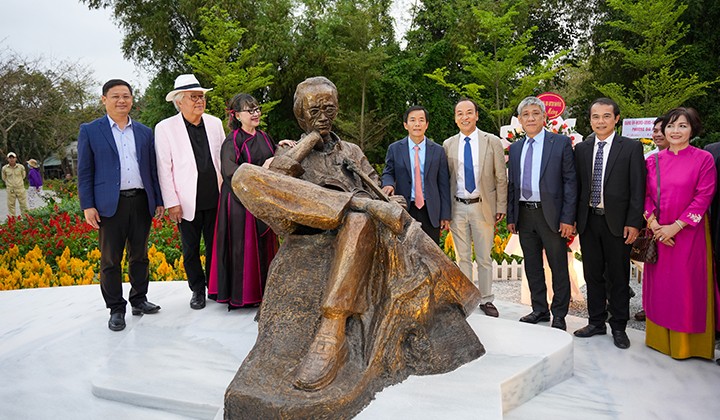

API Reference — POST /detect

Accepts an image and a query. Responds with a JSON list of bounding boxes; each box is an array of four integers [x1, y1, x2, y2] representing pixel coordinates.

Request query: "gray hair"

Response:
[[172, 92, 185, 112], [517, 97, 546, 115]]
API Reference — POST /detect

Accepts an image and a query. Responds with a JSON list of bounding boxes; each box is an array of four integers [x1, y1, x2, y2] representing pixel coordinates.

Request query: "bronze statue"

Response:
[[225, 77, 483, 418]]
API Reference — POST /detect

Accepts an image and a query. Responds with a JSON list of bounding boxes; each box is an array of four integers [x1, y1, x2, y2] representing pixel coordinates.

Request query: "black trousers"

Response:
[[179, 207, 217, 293], [518, 206, 570, 318], [98, 191, 152, 314], [408, 201, 441, 244], [579, 213, 631, 331]]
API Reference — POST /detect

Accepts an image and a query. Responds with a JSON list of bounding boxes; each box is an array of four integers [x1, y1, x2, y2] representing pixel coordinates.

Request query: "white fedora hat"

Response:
[[165, 74, 213, 102]]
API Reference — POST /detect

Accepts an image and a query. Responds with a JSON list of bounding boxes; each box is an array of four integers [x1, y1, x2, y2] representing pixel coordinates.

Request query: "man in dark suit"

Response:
[[381, 105, 451, 243], [573, 98, 645, 348], [507, 96, 577, 330], [78, 79, 164, 331], [703, 139, 720, 364]]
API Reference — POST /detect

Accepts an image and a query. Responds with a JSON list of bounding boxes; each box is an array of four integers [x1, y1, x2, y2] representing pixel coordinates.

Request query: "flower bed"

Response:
[[0, 181, 191, 290]]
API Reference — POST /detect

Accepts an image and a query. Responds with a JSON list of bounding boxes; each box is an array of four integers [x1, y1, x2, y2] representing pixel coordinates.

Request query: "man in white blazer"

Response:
[[443, 99, 508, 318], [155, 74, 225, 310]]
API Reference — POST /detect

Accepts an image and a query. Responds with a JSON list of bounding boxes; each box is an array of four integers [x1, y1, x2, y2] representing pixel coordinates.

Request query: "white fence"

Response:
[[490, 259, 641, 282]]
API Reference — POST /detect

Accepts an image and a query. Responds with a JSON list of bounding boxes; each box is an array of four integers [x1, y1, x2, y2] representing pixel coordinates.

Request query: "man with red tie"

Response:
[[381, 105, 451, 243], [443, 99, 508, 318]]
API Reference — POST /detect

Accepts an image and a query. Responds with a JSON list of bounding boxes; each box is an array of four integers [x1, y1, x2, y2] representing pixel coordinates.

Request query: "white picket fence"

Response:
[[490, 259, 641, 282], [491, 260, 524, 281]]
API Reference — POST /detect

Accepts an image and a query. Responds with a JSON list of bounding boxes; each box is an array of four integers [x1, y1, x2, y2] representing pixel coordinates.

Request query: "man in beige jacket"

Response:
[[443, 99, 507, 317], [2, 152, 28, 217]]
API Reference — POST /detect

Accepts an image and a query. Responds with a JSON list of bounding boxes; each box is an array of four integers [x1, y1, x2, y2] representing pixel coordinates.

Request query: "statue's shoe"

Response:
[[294, 332, 348, 391]]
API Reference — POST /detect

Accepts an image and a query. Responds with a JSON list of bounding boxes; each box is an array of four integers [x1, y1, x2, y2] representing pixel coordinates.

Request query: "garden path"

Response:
[[0, 189, 7, 222]]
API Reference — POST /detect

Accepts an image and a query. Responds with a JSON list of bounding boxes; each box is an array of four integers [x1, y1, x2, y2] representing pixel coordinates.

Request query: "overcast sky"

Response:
[[3, 0, 416, 96], [2, 0, 150, 95]]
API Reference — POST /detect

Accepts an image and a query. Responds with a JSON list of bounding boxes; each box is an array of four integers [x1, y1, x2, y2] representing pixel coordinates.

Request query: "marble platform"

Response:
[[1, 281, 719, 419]]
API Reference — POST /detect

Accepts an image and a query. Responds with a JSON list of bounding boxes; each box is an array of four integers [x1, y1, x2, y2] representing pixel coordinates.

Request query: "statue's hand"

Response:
[[268, 155, 304, 177], [389, 195, 407, 210]]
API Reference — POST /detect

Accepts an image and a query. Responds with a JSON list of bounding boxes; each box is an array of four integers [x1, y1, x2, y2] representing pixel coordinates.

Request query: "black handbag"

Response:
[[631, 154, 660, 263]]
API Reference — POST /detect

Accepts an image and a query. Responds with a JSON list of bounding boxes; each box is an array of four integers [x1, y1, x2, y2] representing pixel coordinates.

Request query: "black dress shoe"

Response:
[[190, 290, 206, 310], [131, 301, 161, 315], [612, 330, 631, 349], [108, 312, 126, 331], [573, 324, 607, 338], [551, 317, 566, 330], [479, 302, 499, 317], [519, 311, 551, 324]]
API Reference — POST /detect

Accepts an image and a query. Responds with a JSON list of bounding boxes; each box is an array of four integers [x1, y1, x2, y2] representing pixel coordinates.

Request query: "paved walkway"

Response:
[[0, 188, 7, 223]]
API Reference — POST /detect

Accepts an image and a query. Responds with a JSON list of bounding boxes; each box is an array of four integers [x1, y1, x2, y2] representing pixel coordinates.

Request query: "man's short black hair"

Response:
[[588, 97, 620, 119], [455, 98, 478, 113], [404, 105, 429, 123], [102, 79, 133, 96]]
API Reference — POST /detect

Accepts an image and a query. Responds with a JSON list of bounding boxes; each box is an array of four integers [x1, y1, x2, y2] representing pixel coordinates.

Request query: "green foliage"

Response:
[[185, 6, 277, 120], [426, 1, 567, 132], [593, 0, 717, 117]]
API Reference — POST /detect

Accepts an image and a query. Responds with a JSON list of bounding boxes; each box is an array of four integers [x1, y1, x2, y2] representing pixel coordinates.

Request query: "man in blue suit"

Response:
[[381, 105, 450, 243], [78, 79, 164, 331], [507, 96, 577, 330]]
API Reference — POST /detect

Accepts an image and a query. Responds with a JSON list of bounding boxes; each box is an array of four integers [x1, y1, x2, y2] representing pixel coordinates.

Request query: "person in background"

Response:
[[382, 105, 451, 244], [77, 79, 164, 331], [208, 93, 279, 309], [643, 107, 718, 361], [26, 159, 43, 208], [2, 152, 28, 217], [442, 99, 507, 318], [155, 74, 225, 310], [644, 116, 669, 159]]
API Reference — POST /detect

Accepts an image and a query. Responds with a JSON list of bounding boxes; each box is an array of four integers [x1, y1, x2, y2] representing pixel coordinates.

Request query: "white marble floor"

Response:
[[0, 281, 718, 419]]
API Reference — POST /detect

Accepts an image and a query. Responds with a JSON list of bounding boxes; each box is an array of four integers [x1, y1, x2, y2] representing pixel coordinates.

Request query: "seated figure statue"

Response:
[[226, 77, 483, 418]]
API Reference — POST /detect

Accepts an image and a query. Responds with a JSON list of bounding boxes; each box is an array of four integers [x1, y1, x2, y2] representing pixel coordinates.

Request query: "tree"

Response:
[[0, 49, 101, 162], [593, 0, 715, 117], [185, 6, 277, 120], [426, 1, 566, 132], [323, 0, 395, 155]]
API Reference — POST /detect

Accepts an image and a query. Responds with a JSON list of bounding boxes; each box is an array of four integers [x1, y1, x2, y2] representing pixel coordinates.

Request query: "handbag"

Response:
[[630, 227, 657, 263], [630, 154, 660, 263]]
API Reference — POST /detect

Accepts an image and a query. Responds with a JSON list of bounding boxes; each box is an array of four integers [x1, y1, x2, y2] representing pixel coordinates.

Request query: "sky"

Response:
[[3, 0, 150, 95], [2, 0, 416, 96]]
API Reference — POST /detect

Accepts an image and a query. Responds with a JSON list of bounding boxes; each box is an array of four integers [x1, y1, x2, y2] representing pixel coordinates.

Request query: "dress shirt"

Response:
[[108, 115, 144, 190], [407, 137, 426, 202], [184, 116, 219, 211], [455, 128, 480, 199], [519, 129, 545, 202], [591, 132, 615, 208]]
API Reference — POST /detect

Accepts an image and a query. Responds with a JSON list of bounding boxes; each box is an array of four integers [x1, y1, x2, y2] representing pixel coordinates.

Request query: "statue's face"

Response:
[[300, 86, 338, 136]]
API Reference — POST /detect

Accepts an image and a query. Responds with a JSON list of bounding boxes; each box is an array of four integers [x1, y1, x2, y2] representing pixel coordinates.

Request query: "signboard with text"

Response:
[[537, 92, 566, 119], [621, 118, 656, 138]]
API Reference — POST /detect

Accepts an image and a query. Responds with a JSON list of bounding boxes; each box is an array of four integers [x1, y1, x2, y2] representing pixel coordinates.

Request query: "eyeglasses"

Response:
[[240, 107, 262, 115], [185, 93, 206, 103]]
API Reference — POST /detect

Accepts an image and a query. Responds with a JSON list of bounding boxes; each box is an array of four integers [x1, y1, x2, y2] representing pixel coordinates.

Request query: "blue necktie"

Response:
[[590, 142, 606, 207], [521, 138, 534, 199], [464, 137, 475, 193]]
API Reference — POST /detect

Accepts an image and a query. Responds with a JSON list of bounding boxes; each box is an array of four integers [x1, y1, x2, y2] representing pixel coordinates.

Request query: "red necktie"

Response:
[[414, 145, 424, 209]]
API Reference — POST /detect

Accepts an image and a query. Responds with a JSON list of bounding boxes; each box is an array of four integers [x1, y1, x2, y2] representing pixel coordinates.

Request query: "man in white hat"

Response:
[[155, 74, 225, 310], [2, 152, 28, 217]]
